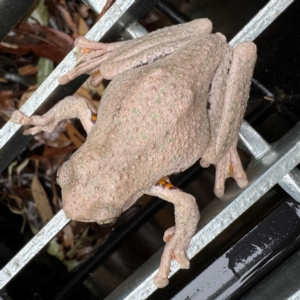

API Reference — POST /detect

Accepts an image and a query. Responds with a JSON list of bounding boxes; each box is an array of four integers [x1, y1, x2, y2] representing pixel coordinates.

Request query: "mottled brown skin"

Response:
[[11, 19, 257, 288]]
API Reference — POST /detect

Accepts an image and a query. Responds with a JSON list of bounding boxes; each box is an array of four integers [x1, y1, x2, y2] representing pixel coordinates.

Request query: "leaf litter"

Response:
[[0, 0, 117, 272]]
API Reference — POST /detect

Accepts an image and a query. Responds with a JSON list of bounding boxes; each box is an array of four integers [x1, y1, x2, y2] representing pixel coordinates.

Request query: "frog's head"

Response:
[[56, 158, 123, 226]]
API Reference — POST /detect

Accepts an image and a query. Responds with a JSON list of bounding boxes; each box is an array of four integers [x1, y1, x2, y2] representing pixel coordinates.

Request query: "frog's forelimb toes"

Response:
[[11, 110, 58, 135], [12, 96, 96, 135], [11, 110, 27, 124]]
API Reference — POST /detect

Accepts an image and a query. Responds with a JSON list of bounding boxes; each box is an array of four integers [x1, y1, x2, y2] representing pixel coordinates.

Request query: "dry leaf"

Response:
[[19, 89, 35, 107], [78, 17, 89, 36], [76, 86, 91, 99], [29, 144, 76, 160], [18, 64, 38, 76], [0, 22, 74, 64], [78, 4, 90, 18], [45, 131, 72, 148], [66, 122, 85, 148], [57, 4, 78, 38], [31, 165, 53, 224]]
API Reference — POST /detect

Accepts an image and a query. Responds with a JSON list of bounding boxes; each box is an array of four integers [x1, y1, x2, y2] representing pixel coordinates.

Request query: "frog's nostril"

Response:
[[98, 218, 117, 227]]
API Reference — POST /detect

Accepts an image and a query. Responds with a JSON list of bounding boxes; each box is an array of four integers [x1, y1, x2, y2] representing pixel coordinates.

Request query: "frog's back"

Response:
[[88, 35, 225, 188]]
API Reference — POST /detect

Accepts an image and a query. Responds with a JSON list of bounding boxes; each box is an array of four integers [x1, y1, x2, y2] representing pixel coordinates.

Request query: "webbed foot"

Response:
[[148, 178, 200, 288], [214, 146, 248, 197], [59, 37, 127, 86]]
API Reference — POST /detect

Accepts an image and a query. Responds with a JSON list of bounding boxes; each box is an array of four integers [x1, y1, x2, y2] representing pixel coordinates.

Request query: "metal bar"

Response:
[[239, 120, 270, 159], [81, 0, 107, 13], [155, 0, 189, 24], [279, 170, 300, 203], [241, 246, 300, 300], [0, 210, 70, 289], [122, 20, 149, 39], [229, 0, 294, 46], [240, 121, 300, 202], [289, 291, 300, 300]]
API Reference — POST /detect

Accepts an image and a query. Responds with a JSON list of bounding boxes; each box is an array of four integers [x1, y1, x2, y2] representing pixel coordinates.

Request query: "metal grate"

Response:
[[0, 0, 299, 299]]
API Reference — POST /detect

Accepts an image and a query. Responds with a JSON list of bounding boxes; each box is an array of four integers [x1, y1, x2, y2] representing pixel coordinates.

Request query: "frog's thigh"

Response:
[[147, 177, 200, 288]]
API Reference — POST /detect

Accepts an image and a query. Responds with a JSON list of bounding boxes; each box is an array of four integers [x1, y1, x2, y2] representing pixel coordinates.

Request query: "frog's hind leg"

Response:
[[59, 37, 128, 85], [214, 146, 248, 198], [60, 19, 213, 87], [201, 41, 256, 197], [147, 177, 200, 288]]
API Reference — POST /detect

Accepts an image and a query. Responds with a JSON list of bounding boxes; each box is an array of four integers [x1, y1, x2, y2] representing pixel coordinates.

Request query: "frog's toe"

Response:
[[11, 110, 26, 124], [90, 73, 104, 87], [200, 158, 210, 168], [235, 176, 248, 189], [214, 186, 225, 198], [58, 74, 70, 85], [163, 226, 175, 242], [23, 126, 41, 135], [174, 249, 190, 269], [214, 146, 248, 197], [154, 276, 169, 288]]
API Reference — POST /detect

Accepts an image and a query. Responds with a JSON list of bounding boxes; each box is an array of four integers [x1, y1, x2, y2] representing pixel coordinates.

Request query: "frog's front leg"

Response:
[[11, 96, 96, 135], [148, 177, 200, 288]]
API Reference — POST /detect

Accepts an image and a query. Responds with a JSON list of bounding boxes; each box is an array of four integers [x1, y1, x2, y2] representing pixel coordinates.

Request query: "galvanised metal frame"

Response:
[[0, 0, 299, 299]]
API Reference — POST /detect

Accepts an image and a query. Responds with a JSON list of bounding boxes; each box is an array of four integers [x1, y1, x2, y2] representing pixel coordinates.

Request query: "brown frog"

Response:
[[11, 19, 257, 288]]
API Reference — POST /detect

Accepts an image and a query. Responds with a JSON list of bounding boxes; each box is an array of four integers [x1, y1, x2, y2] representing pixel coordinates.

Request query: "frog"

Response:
[[11, 18, 257, 288]]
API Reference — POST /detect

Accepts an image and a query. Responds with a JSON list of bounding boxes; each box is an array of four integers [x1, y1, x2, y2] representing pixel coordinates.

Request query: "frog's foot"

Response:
[[59, 37, 127, 86], [148, 179, 200, 288], [154, 227, 191, 288], [163, 226, 175, 242], [214, 147, 248, 198]]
